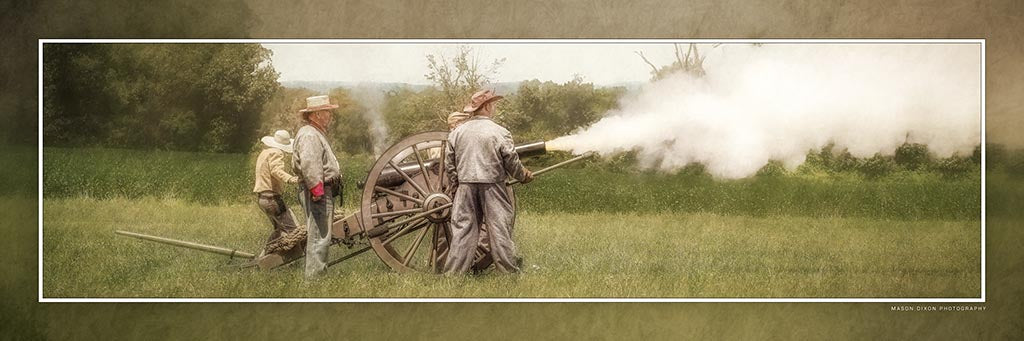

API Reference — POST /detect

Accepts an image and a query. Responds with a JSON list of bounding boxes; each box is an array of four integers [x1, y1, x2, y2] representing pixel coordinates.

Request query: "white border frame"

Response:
[[38, 39, 986, 303]]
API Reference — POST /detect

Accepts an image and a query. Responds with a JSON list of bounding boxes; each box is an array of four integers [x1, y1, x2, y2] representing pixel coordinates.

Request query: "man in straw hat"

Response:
[[292, 95, 343, 278], [253, 130, 301, 256], [443, 89, 534, 274]]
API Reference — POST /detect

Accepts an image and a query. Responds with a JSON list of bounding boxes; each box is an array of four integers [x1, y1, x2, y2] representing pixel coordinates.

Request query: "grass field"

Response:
[[35, 147, 992, 298], [42, 196, 980, 298]]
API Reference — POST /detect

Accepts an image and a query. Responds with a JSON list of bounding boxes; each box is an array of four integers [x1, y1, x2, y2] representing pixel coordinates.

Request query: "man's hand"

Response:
[[310, 181, 325, 201], [521, 169, 534, 184]]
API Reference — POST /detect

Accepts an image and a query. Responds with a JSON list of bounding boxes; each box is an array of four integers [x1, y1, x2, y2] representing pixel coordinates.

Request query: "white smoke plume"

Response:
[[547, 44, 981, 179], [350, 84, 390, 156]]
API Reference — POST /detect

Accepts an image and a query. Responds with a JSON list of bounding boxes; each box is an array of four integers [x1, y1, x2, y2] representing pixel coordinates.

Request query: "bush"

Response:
[[894, 143, 930, 171], [814, 144, 860, 174], [755, 160, 787, 177], [932, 156, 976, 178], [858, 154, 895, 179]]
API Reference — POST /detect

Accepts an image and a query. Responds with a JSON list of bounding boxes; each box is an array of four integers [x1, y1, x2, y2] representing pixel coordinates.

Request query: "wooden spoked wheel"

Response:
[[360, 131, 513, 273]]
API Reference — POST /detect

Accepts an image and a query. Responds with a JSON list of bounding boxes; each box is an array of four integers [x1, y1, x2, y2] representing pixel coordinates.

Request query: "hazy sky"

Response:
[[263, 43, 700, 85]]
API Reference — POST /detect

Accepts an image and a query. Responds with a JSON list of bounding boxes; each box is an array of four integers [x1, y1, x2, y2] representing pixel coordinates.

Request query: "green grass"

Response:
[[42, 147, 374, 205], [42, 197, 980, 298], [43, 147, 983, 220], [518, 167, 981, 220], [36, 147, 993, 298]]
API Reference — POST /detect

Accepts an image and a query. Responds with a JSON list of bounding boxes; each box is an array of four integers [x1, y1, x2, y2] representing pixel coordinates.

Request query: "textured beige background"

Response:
[[4, 0, 1022, 338]]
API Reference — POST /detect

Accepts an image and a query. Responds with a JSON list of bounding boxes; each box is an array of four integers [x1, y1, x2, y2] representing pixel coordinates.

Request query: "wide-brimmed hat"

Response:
[[462, 89, 504, 113], [261, 130, 294, 153], [447, 111, 471, 127], [299, 95, 340, 114]]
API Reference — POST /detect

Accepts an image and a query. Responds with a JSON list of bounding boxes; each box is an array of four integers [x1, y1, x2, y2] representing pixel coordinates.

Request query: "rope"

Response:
[[264, 224, 308, 254]]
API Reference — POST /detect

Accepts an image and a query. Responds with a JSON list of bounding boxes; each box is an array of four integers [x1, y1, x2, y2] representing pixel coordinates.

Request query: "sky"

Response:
[[263, 43, 704, 85]]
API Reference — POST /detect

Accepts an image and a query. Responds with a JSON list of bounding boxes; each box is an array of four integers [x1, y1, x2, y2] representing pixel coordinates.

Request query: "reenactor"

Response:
[[443, 90, 534, 274], [252, 130, 300, 257], [293, 95, 342, 279]]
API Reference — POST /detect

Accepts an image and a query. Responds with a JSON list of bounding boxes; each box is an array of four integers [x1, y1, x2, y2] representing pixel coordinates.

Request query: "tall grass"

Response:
[[44, 147, 982, 220], [42, 147, 373, 205], [518, 167, 981, 220]]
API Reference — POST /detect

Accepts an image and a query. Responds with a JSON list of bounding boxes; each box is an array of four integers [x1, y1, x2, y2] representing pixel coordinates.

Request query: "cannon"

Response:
[[116, 131, 593, 274]]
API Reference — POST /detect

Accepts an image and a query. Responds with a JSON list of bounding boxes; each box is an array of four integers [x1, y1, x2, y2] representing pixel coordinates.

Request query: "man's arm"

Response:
[[295, 132, 326, 198], [498, 131, 530, 182], [269, 150, 299, 184], [444, 135, 459, 188]]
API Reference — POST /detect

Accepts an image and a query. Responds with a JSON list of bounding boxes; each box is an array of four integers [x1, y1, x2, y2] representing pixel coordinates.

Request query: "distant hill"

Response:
[[281, 80, 643, 94], [281, 81, 430, 93]]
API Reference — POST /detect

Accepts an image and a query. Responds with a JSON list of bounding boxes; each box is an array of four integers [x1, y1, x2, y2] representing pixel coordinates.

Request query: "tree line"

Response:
[[43, 44, 278, 153], [41, 43, 1006, 180], [43, 44, 622, 156]]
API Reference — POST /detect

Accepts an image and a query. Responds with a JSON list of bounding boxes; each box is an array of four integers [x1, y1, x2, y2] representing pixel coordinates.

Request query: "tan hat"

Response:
[[299, 95, 340, 114], [447, 112, 471, 127], [462, 89, 503, 113], [260, 130, 294, 153]]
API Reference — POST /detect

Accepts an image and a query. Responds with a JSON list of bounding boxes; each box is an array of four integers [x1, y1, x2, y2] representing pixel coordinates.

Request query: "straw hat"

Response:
[[462, 89, 503, 113], [447, 111, 471, 127], [298, 95, 340, 114], [260, 130, 294, 153]]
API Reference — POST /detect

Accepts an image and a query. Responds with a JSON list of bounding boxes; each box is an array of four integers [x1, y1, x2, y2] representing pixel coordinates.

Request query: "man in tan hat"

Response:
[[447, 111, 471, 130], [429, 112, 472, 161], [443, 89, 534, 274], [292, 95, 342, 279], [253, 130, 301, 256]]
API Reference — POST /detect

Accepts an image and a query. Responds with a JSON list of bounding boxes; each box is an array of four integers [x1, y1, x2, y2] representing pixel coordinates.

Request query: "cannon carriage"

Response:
[[116, 131, 590, 274]]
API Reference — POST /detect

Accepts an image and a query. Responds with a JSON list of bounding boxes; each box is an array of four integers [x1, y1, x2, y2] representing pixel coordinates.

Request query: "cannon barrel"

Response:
[[366, 140, 548, 188], [115, 230, 256, 259], [514, 141, 547, 158]]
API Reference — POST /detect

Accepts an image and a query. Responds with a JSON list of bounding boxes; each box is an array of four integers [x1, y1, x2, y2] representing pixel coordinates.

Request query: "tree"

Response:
[[497, 77, 624, 142], [635, 43, 712, 81], [894, 142, 931, 171], [7, 0, 257, 146], [257, 87, 317, 143], [381, 87, 448, 140], [42, 43, 279, 153], [425, 45, 505, 116], [43, 44, 119, 146], [328, 87, 377, 156]]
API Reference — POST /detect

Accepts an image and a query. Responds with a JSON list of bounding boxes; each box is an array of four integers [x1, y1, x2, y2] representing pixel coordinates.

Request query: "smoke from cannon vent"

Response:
[[546, 44, 982, 179], [351, 84, 390, 156]]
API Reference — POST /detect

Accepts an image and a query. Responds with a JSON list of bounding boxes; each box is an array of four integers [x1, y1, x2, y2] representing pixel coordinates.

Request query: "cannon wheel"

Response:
[[360, 131, 514, 273]]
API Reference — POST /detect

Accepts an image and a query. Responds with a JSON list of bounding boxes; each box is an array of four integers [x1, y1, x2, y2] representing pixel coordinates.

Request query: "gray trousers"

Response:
[[444, 182, 520, 274], [298, 183, 334, 278], [257, 192, 298, 250]]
